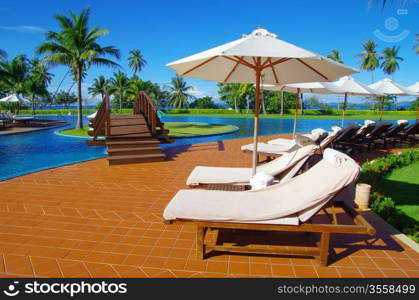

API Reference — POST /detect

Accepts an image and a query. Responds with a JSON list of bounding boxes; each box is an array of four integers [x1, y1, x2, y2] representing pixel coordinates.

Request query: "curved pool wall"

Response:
[[0, 115, 401, 181]]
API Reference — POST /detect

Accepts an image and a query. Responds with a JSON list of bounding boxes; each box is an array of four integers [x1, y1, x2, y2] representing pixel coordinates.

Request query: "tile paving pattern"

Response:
[[0, 134, 418, 278]]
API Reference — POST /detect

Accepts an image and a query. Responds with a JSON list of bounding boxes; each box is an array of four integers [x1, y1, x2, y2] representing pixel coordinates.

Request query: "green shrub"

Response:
[[360, 150, 419, 243]]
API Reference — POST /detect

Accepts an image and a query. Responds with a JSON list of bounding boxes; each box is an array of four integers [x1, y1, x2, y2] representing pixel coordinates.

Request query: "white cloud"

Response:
[[189, 86, 206, 98], [0, 25, 46, 34]]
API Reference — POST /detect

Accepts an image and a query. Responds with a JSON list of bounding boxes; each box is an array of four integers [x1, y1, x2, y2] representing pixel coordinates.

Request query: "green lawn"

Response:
[[59, 122, 237, 138], [165, 122, 237, 137], [380, 161, 419, 222], [59, 127, 91, 137]]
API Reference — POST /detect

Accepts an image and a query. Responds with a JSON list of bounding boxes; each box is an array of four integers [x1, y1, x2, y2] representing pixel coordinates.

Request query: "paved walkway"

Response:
[[0, 135, 418, 278]]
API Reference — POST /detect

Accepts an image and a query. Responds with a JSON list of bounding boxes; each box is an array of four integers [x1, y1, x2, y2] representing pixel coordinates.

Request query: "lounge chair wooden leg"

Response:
[[196, 226, 205, 259], [319, 232, 330, 266]]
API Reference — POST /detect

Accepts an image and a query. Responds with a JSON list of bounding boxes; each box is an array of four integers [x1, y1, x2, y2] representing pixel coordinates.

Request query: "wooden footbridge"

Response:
[[88, 92, 171, 165]]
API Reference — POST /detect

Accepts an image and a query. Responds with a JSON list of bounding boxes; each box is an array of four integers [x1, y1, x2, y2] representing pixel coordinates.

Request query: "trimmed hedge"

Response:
[[18, 109, 133, 115], [359, 150, 419, 243]]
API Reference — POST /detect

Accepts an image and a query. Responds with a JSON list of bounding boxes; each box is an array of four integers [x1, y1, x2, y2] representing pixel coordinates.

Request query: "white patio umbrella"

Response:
[[369, 78, 418, 121], [263, 82, 345, 136], [334, 76, 384, 126], [0, 93, 31, 104], [408, 82, 419, 93], [167, 27, 357, 175]]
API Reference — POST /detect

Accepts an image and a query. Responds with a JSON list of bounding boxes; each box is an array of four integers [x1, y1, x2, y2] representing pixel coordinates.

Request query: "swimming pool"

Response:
[[0, 115, 398, 181]]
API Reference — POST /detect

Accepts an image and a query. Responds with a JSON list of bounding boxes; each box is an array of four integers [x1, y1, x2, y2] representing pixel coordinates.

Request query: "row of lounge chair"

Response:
[[163, 130, 379, 265], [332, 120, 418, 153], [0, 111, 34, 129]]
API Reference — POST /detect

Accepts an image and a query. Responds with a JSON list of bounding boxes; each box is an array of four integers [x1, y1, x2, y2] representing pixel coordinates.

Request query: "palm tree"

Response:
[[167, 75, 194, 109], [0, 54, 30, 94], [380, 46, 403, 80], [36, 8, 120, 129], [356, 40, 380, 83], [26, 58, 53, 114], [415, 33, 418, 55], [88, 76, 109, 100], [128, 49, 147, 77], [0, 49, 7, 60], [327, 49, 344, 64], [108, 71, 129, 112]]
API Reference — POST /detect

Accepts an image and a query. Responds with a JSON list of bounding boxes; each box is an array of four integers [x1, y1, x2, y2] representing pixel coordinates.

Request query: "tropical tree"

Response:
[[327, 49, 344, 64], [380, 46, 403, 79], [55, 90, 77, 109], [128, 49, 147, 77], [0, 49, 7, 61], [190, 96, 218, 109], [108, 71, 129, 111], [167, 75, 194, 109], [0, 54, 30, 94], [356, 40, 380, 83], [88, 76, 109, 100], [127, 77, 167, 107], [36, 8, 120, 129], [26, 58, 53, 114]]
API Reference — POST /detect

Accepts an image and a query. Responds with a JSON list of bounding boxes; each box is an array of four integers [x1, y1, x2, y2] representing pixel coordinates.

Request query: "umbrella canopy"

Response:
[[0, 94, 31, 104], [369, 78, 418, 96], [263, 82, 345, 135], [334, 76, 383, 125], [266, 82, 345, 94], [167, 27, 358, 175], [408, 82, 419, 93], [369, 78, 418, 121]]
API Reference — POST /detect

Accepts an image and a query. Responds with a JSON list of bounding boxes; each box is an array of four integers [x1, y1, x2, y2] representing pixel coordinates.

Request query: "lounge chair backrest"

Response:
[[332, 125, 360, 144], [403, 121, 419, 135], [256, 144, 316, 176], [351, 122, 375, 140], [366, 122, 392, 138], [319, 129, 341, 149], [385, 121, 409, 137]]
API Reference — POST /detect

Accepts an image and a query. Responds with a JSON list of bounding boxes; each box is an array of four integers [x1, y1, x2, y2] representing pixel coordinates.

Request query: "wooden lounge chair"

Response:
[[187, 143, 317, 189], [395, 120, 418, 145], [334, 122, 376, 153], [360, 122, 393, 150], [164, 149, 376, 266]]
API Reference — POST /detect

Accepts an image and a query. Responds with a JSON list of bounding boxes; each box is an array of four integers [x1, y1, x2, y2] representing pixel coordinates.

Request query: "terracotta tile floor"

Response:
[[0, 134, 418, 278]]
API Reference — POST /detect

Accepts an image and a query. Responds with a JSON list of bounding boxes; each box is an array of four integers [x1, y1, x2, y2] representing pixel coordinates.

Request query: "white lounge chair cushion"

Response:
[[164, 149, 360, 225], [187, 144, 316, 186], [397, 120, 408, 125], [364, 120, 375, 126]]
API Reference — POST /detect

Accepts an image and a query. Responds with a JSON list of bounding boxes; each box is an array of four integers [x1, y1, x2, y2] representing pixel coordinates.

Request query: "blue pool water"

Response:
[[0, 115, 400, 181]]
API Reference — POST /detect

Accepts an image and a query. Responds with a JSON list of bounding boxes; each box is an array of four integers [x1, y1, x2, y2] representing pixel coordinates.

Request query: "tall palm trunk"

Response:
[[261, 96, 267, 115], [31, 94, 36, 115], [119, 93, 122, 113], [371, 70, 374, 84], [76, 66, 83, 129], [300, 94, 304, 115], [234, 97, 238, 113], [280, 91, 284, 116]]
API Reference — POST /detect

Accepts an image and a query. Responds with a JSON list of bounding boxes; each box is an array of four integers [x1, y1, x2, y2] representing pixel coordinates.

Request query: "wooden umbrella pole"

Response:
[[379, 96, 384, 121], [251, 61, 261, 176], [292, 89, 300, 138], [341, 93, 348, 128]]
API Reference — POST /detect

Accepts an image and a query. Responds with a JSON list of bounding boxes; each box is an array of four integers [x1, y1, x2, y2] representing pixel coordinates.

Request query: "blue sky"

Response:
[[0, 0, 418, 104]]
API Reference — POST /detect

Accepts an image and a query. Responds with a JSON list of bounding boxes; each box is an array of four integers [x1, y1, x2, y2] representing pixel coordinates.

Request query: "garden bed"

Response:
[[359, 150, 419, 243]]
